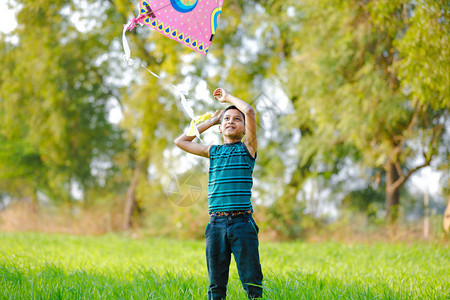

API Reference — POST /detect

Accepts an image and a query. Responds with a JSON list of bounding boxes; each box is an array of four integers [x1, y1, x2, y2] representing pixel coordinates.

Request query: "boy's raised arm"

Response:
[[213, 88, 257, 158], [174, 110, 222, 158]]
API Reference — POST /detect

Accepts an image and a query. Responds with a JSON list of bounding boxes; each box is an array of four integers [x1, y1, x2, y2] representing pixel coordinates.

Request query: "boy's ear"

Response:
[[218, 124, 222, 133]]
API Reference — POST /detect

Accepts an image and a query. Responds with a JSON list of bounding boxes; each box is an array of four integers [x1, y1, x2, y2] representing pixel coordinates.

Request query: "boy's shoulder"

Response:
[[210, 142, 256, 160], [209, 144, 221, 157]]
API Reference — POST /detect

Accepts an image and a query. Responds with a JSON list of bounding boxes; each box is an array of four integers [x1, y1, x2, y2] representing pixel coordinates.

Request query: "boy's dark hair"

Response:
[[221, 105, 246, 123]]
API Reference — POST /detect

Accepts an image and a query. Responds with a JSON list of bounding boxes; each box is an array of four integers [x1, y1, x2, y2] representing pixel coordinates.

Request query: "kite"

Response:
[[122, 0, 223, 140], [123, 0, 224, 58]]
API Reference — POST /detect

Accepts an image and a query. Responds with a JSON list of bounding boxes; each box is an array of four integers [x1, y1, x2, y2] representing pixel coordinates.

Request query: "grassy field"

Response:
[[0, 232, 448, 299]]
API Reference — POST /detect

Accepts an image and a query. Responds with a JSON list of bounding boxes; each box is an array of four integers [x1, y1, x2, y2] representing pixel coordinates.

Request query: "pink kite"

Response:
[[125, 0, 224, 56], [121, 1, 224, 140]]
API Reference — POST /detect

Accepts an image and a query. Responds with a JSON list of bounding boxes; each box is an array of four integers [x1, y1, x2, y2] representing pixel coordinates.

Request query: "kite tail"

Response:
[[141, 63, 205, 141], [122, 14, 147, 65], [186, 113, 213, 139], [121, 13, 204, 140]]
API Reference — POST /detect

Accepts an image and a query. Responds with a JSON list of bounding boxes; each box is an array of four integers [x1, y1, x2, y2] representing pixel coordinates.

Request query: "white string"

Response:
[[139, 64, 202, 140], [122, 19, 135, 65], [122, 12, 202, 140]]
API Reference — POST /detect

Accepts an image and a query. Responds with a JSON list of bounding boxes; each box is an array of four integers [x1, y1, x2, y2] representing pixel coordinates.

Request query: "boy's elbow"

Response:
[[244, 106, 255, 116]]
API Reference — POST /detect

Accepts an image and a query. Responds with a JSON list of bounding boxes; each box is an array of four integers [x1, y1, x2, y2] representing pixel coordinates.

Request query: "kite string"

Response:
[[139, 63, 203, 140], [122, 2, 149, 64], [122, 17, 140, 65], [124, 14, 148, 31], [122, 25, 202, 140]]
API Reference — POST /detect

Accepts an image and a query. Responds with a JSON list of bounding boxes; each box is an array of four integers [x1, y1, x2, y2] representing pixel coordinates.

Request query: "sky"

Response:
[[0, 1, 17, 34], [0, 1, 445, 201]]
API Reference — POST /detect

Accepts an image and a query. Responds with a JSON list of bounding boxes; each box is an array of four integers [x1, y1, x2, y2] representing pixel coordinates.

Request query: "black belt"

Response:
[[209, 209, 253, 217]]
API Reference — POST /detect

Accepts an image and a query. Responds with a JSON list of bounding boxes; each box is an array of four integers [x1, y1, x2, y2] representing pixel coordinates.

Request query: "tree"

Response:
[[279, 0, 448, 223], [0, 0, 125, 206]]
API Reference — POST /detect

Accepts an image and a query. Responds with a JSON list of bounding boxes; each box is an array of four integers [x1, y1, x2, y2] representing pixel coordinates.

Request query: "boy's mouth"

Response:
[[225, 126, 235, 130]]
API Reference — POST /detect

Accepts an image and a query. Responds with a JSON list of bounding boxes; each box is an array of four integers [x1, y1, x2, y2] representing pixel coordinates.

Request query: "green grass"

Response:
[[0, 232, 448, 299]]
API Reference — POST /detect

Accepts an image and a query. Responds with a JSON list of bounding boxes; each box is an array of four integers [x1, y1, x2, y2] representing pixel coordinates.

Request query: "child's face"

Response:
[[219, 109, 245, 138]]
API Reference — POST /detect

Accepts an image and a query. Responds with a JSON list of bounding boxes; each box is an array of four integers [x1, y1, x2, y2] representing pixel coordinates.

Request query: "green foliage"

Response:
[[1, 232, 449, 299], [0, 0, 127, 203], [258, 0, 449, 222], [341, 187, 385, 221], [395, 0, 449, 110]]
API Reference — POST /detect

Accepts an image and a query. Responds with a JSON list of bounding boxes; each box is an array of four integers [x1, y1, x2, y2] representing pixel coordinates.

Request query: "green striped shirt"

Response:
[[208, 141, 256, 213]]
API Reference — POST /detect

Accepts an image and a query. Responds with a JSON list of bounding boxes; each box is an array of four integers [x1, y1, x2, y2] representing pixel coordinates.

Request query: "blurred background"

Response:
[[0, 0, 448, 241]]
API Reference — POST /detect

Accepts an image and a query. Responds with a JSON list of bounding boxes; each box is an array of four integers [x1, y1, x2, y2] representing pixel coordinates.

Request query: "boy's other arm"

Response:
[[174, 110, 222, 158], [213, 88, 257, 158]]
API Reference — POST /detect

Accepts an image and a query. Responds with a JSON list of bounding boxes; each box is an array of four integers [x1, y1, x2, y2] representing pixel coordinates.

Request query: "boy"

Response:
[[174, 88, 263, 299]]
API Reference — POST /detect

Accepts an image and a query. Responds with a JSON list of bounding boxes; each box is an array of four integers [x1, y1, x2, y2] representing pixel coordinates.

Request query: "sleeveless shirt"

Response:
[[208, 141, 256, 213]]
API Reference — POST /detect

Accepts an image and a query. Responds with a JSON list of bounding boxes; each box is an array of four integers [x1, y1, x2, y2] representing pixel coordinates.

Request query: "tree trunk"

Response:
[[123, 165, 141, 230], [31, 191, 39, 214], [385, 161, 400, 224], [444, 197, 450, 233]]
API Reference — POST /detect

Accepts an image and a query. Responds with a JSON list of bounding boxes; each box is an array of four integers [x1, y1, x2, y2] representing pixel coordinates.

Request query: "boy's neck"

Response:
[[223, 137, 242, 144]]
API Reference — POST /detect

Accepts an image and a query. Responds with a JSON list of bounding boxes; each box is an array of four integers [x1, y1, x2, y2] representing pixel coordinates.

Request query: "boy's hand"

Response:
[[213, 88, 229, 103], [210, 109, 224, 125]]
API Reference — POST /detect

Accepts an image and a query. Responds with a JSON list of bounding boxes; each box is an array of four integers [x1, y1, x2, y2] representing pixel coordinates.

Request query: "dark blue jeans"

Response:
[[205, 214, 263, 299]]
